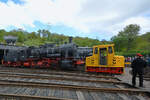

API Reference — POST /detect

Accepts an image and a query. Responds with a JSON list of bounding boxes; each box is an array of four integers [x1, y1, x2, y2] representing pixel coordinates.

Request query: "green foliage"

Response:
[[24, 39, 44, 46], [0, 29, 103, 47], [112, 24, 150, 56], [73, 37, 102, 47], [112, 24, 140, 52]]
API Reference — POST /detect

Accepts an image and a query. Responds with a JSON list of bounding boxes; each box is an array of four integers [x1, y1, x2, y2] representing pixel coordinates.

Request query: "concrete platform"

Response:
[[116, 67, 150, 92]]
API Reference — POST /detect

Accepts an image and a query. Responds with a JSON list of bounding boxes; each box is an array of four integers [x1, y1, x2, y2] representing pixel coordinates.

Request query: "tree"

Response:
[[121, 24, 140, 51], [112, 24, 140, 52], [111, 36, 127, 52]]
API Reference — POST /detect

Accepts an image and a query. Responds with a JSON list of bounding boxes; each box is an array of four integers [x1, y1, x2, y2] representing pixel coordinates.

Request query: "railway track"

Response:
[[0, 82, 149, 100], [0, 71, 126, 89], [0, 73, 121, 84], [0, 66, 119, 80], [0, 80, 147, 93], [0, 66, 149, 99], [0, 70, 118, 80], [143, 77, 150, 81], [0, 79, 149, 100], [0, 93, 71, 100], [0, 66, 116, 75]]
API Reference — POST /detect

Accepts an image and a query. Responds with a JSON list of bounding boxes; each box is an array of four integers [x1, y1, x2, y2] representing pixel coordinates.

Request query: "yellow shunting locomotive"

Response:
[[86, 44, 125, 74]]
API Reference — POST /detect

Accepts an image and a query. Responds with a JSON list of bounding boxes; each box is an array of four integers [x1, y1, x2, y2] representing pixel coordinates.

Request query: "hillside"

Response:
[[0, 29, 105, 47]]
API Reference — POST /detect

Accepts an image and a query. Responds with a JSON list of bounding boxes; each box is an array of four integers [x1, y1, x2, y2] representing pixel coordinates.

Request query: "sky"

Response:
[[0, 0, 150, 40]]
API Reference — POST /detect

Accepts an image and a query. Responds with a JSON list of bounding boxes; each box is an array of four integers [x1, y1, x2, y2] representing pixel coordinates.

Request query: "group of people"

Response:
[[131, 53, 147, 87], [125, 55, 150, 67]]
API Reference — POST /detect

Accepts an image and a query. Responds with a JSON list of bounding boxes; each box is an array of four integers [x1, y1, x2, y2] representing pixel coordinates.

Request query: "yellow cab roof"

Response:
[[93, 44, 114, 48]]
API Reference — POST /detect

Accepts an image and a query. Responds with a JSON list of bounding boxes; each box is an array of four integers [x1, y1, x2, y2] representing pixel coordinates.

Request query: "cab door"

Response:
[[92, 47, 99, 66], [99, 48, 107, 66]]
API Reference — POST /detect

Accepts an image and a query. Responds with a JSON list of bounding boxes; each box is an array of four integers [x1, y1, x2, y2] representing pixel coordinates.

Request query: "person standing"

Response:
[[131, 53, 147, 87]]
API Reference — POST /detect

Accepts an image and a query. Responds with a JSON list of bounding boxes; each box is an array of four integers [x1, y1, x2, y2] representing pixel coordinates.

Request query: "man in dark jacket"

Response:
[[131, 53, 147, 87]]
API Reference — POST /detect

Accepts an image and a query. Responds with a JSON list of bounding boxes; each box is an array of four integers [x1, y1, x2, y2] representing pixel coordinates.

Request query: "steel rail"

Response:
[[0, 66, 118, 78], [0, 70, 119, 80], [136, 76, 150, 81], [0, 93, 72, 100], [143, 76, 150, 78], [0, 74, 120, 84], [0, 79, 148, 95], [143, 77, 150, 81]]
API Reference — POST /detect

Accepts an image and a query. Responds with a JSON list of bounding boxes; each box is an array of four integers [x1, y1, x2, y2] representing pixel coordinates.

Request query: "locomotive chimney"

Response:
[[69, 37, 72, 43]]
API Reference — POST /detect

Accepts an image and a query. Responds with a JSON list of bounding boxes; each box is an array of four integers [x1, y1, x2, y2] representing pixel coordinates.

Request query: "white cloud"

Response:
[[123, 17, 150, 33], [77, 0, 150, 34], [0, 0, 34, 28], [0, 0, 150, 39]]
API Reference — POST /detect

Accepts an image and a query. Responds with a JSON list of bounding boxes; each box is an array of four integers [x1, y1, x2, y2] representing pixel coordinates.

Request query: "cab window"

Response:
[[94, 47, 98, 54], [108, 46, 113, 54]]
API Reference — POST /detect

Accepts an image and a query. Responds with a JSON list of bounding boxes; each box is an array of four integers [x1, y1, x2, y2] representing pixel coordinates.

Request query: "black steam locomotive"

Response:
[[2, 37, 92, 70]]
